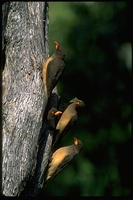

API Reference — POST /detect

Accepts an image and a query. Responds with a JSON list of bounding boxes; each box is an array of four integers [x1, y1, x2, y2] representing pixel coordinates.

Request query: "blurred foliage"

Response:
[[42, 2, 132, 196]]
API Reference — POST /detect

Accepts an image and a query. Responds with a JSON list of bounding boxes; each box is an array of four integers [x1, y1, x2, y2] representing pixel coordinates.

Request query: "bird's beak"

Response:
[[54, 41, 59, 49], [54, 111, 62, 116], [74, 137, 78, 145]]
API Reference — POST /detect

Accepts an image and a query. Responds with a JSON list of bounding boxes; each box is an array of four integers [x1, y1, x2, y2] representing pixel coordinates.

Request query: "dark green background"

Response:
[[42, 2, 132, 196]]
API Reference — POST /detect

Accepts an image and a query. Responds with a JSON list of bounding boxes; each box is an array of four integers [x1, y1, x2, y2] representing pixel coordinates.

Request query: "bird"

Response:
[[45, 137, 83, 182], [53, 97, 85, 146], [38, 107, 62, 144], [47, 107, 62, 129], [42, 41, 65, 98]]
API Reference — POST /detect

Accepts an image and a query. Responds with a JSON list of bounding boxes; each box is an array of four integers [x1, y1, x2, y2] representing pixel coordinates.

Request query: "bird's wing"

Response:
[[56, 110, 72, 133], [42, 57, 53, 95], [51, 59, 65, 80], [46, 147, 69, 179], [56, 109, 77, 132], [50, 153, 74, 180], [53, 107, 77, 145], [58, 154, 74, 169], [46, 59, 65, 97], [69, 114, 78, 126]]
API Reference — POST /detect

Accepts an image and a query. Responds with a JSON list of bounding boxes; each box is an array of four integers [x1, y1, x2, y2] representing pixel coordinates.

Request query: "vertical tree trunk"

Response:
[[2, 2, 54, 196]]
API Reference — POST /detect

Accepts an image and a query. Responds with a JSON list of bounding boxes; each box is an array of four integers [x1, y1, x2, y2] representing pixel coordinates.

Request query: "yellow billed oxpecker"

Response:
[[47, 107, 62, 129], [38, 107, 62, 145], [53, 97, 85, 146], [42, 41, 65, 98], [45, 137, 83, 182]]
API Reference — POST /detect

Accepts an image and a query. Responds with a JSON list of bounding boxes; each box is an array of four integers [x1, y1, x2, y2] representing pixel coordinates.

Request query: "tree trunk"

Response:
[[2, 2, 56, 196]]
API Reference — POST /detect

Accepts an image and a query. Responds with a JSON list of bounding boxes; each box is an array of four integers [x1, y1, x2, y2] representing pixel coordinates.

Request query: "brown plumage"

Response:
[[46, 137, 83, 182], [42, 41, 65, 97], [53, 97, 85, 146]]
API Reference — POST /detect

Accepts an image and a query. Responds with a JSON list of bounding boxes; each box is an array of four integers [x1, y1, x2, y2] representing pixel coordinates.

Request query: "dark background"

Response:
[[42, 2, 132, 196]]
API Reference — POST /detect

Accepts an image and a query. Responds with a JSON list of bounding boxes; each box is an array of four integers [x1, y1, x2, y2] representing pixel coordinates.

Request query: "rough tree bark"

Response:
[[2, 2, 57, 196]]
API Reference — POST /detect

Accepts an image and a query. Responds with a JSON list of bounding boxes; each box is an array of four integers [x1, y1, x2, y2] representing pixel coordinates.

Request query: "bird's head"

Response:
[[47, 107, 62, 120], [70, 97, 85, 107], [54, 41, 65, 59], [69, 97, 78, 103], [47, 107, 62, 128], [73, 137, 83, 149]]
